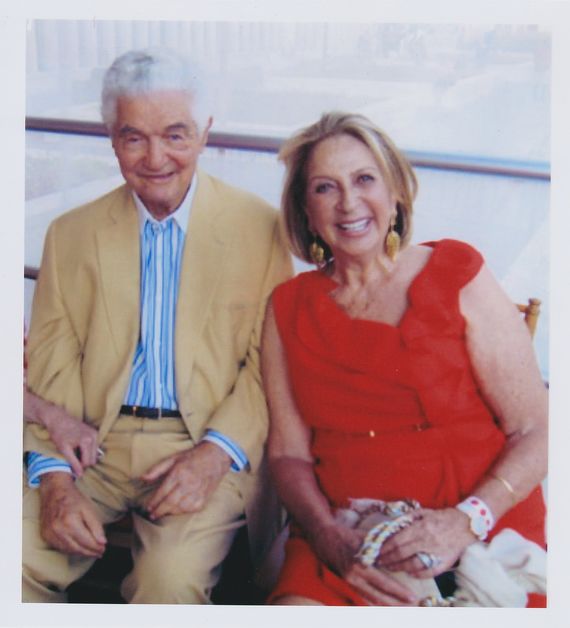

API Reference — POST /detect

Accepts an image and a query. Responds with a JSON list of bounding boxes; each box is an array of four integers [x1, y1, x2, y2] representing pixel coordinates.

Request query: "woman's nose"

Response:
[[338, 187, 358, 212]]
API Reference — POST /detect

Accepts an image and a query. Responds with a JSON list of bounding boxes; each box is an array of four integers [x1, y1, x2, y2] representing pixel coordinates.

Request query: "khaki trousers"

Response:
[[22, 415, 246, 603]]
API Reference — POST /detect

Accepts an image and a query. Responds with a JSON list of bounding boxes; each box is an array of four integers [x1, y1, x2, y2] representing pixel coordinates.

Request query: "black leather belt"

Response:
[[119, 405, 182, 419]]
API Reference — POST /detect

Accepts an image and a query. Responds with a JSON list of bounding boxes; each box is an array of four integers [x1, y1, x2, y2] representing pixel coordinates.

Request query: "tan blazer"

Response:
[[25, 170, 292, 551]]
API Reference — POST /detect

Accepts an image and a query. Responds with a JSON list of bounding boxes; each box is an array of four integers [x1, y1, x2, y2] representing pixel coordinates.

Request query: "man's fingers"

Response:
[[141, 456, 177, 482], [148, 497, 177, 520], [71, 523, 106, 556], [146, 479, 179, 518], [81, 508, 107, 546], [49, 532, 99, 557], [47, 517, 105, 557], [67, 534, 105, 557]]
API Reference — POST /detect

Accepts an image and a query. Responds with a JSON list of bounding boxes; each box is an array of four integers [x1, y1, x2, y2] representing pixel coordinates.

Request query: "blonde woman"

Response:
[[261, 112, 547, 606]]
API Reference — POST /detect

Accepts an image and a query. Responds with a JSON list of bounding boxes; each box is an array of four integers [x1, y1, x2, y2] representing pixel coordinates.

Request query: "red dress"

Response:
[[270, 239, 546, 606]]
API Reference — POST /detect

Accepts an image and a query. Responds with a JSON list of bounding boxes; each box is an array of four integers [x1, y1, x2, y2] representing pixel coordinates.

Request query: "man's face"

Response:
[[111, 90, 211, 220]]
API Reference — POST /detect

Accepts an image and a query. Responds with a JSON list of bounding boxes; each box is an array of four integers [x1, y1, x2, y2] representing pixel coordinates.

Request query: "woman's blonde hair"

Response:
[[279, 111, 418, 264]]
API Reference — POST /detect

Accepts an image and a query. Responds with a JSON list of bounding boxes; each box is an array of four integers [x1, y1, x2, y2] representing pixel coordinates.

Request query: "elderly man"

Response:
[[23, 49, 292, 603]]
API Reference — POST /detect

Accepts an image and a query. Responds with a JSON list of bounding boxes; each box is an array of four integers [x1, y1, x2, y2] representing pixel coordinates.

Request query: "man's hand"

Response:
[[24, 388, 99, 476], [141, 442, 232, 520], [39, 472, 106, 558]]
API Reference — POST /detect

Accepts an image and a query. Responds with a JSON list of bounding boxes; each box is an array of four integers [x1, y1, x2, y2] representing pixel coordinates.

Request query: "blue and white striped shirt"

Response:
[[27, 177, 249, 486], [124, 216, 184, 409]]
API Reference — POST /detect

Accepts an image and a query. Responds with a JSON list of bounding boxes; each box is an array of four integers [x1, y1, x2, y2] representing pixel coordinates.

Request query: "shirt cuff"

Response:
[[26, 452, 73, 488], [201, 430, 250, 472]]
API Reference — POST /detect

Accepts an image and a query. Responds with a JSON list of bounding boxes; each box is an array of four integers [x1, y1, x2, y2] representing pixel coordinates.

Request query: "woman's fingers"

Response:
[[346, 564, 419, 606], [383, 553, 443, 578], [378, 508, 471, 575]]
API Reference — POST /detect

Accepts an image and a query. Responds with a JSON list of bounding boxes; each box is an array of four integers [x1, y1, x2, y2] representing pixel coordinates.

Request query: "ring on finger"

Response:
[[416, 551, 441, 570]]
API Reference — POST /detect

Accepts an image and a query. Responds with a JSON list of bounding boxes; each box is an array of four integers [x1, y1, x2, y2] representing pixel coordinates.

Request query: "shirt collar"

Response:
[[132, 172, 198, 235]]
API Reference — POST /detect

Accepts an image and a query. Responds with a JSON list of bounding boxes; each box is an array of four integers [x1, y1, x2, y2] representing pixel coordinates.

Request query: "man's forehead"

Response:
[[116, 90, 194, 111], [114, 90, 197, 130]]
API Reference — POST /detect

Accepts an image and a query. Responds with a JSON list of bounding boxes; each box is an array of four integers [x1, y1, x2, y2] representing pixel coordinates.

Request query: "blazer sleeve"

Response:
[[205, 219, 293, 473], [24, 221, 85, 458]]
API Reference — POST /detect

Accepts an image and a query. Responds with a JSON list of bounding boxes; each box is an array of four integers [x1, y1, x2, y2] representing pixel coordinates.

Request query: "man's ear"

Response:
[[200, 116, 213, 148], [110, 130, 119, 154]]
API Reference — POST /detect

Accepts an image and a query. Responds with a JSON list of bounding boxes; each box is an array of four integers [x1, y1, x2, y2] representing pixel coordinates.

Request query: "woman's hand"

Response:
[[308, 520, 363, 575], [24, 388, 99, 476], [41, 409, 99, 477], [309, 522, 420, 605], [378, 507, 476, 578]]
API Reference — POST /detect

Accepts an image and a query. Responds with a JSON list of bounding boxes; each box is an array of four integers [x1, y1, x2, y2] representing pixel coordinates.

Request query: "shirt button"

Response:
[[369, 430, 376, 438]]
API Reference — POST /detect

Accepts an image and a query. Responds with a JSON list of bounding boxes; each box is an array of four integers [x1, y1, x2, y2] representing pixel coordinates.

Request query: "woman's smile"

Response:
[[336, 217, 373, 234]]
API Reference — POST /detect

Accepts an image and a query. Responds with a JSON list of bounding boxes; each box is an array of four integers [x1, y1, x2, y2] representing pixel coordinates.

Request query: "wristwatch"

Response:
[[456, 496, 494, 541]]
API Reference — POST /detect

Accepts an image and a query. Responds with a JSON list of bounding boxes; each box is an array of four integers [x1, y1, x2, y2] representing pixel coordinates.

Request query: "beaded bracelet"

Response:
[[356, 514, 414, 567]]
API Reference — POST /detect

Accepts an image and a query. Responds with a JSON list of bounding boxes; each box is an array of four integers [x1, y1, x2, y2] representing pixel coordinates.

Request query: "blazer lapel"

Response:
[[175, 171, 230, 409], [96, 186, 140, 427]]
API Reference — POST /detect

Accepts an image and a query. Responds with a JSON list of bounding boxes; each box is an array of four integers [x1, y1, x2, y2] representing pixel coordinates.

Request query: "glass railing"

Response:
[[26, 116, 550, 181], [24, 118, 550, 380]]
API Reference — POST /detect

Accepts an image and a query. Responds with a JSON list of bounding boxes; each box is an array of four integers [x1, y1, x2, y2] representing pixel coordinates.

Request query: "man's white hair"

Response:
[[101, 48, 211, 133]]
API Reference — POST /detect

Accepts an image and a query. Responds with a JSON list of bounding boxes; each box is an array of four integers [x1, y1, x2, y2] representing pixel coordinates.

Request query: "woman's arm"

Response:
[[261, 299, 418, 604], [459, 264, 548, 516], [262, 300, 346, 545], [23, 387, 99, 476], [379, 264, 548, 575]]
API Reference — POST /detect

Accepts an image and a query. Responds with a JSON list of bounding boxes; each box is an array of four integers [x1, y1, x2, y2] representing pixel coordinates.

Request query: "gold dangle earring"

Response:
[[385, 213, 401, 262], [309, 235, 325, 266]]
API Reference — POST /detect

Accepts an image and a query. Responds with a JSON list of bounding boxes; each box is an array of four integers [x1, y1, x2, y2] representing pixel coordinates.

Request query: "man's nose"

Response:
[[144, 137, 167, 170]]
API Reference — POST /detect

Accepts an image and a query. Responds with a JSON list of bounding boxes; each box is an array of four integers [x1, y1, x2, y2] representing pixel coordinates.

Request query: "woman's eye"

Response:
[[314, 183, 331, 193], [358, 173, 374, 183]]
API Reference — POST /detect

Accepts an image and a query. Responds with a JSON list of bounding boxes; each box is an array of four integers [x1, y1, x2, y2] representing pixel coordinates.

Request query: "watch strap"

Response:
[[456, 496, 494, 541]]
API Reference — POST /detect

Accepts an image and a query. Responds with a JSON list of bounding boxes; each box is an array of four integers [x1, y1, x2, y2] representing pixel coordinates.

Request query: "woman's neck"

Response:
[[331, 249, 400, 288]]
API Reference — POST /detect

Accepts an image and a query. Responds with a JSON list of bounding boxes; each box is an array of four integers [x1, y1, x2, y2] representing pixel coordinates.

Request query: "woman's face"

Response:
[[304, 133, 395, 264]]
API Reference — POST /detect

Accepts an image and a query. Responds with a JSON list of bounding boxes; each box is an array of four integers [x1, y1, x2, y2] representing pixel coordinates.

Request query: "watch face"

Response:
[[457, 500, 491, 541], [471, 516, 486, 538]]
